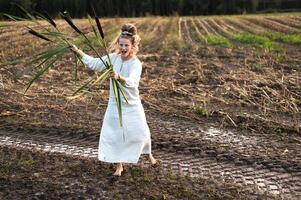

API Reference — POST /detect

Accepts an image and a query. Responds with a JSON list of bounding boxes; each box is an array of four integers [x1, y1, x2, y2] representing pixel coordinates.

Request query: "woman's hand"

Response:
[[111, 71, 120, 80], [111, 71, 126, 84], [70, 44, 84, 57], [70, 44, 79, 53]]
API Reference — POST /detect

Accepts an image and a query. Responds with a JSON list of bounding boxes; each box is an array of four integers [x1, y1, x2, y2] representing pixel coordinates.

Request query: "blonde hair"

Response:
[[109, 23, 141, 56]]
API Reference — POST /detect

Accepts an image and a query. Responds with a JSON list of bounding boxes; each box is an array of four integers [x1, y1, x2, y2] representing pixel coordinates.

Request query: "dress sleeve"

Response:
[[123, 61, 142, 88], [81, 53, 114, 72]]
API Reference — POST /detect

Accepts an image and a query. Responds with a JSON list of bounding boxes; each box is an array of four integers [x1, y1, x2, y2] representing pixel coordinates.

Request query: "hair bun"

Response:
[[121, 24, 137, 36]]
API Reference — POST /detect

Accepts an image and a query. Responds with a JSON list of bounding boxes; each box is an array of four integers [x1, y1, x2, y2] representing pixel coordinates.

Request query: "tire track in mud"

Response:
[[148, 115, 301, 171], [0, 117, 300, 199], [0, 133, 298, 199]]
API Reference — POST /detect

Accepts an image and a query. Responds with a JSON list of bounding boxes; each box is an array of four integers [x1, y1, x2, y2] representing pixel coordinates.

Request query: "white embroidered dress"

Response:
[[82, 53, 151, 163]]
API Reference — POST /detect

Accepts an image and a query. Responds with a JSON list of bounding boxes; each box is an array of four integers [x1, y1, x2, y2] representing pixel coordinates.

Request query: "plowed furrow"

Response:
[[200, 19, 218, 35], [180, 18, 193, 45], [206, 18, 231, 37], [289, 16, 301, 22], [195, 19, 210, 35], [190, 19, 207, 44], [266, 17, 301, 29], [243, 17, 298, 34], [141, 18, 169, 52], [214, 18, 241, 33], [225, 18, 263, 35]]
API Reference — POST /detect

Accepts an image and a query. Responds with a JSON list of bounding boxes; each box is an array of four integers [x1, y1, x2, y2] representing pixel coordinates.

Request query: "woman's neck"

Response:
[[121, 54, 136, 61]]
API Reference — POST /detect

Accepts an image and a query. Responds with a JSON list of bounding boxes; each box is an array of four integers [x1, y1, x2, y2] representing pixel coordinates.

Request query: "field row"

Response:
[[1, 15, 301, 61]]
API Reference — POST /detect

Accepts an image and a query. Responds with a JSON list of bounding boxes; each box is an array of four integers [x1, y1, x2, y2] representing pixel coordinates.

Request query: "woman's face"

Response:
[[118, 38, 133, 59]]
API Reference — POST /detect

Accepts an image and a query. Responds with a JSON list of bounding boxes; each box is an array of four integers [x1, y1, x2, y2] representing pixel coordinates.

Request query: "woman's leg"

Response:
[[113, 163, 123, 176], [148, 153, 157, 165]]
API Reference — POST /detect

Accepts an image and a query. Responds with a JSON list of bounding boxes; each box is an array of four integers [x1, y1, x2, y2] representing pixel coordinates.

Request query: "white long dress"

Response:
[[82, 53, 151, 163]]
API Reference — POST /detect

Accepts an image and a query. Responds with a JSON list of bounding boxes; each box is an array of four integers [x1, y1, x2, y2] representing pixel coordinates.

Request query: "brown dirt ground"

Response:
[[0, 146, 264, 200]]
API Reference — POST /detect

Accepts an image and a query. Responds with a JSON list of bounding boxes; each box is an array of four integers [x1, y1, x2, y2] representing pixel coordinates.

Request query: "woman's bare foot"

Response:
[[113, 163, 123, 176], [148, 154, 157, 165]]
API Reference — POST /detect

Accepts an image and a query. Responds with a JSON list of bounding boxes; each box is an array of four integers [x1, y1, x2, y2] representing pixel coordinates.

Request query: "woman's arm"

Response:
[[71, 45, 85, 57], [71, 45, 110, 72]]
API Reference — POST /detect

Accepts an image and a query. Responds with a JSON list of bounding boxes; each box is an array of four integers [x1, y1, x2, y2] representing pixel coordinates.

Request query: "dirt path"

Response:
[[0, 113, 300, 199]]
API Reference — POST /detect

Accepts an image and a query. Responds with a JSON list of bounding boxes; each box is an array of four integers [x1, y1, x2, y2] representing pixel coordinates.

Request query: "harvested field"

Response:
[[0, 13, 300, 199]]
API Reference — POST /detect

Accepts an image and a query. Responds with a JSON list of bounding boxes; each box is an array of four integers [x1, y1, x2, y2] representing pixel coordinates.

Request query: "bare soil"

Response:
[[0, 146, 262, 200]]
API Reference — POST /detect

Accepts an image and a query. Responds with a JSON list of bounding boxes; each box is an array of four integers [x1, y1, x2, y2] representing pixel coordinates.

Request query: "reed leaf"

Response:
[[116, 85, 123, 127], [87, 15, 98, 37], [112, 79, 123, 127], [81, 35, 109, 69], [60, 12, 108, 68], [105, 61, 111, 70], [40, 11, 56, 28], [115, 81, 129, 104], [12, 3, 36, 20], [60, 12, 82, 34], [1, 13, 48, 35], [24, 55, 61, 94], [0, 13, 28, 21], [69, 68, 112, 99], [90, 68, 112, 86], [42, 31, 72, 40], [87, 15, 107, 54], [34, 11, 57, 28], [31, 45, 70, 64], [67, 77, 95, 100], [29, 29, 52, 42], [60, 12, 109, 69], [1, 12, 52, 35]]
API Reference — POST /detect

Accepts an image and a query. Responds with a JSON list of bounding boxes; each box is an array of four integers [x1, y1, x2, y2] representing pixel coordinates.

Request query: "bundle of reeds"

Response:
[[1, 5, 128, 126]]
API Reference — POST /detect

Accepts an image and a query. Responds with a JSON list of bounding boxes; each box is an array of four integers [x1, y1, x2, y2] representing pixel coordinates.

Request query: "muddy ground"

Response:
[[0, 146, 266, 200]]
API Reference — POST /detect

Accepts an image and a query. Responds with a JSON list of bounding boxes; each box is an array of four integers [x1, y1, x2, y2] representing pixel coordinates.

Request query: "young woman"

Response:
[[71, 24, 156, 176]]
